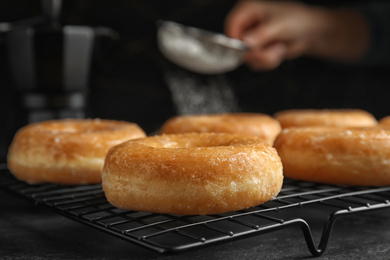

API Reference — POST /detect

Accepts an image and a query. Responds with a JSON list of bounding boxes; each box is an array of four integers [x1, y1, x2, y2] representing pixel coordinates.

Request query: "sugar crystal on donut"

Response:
[[274, 126, 390, 186], [7, 118, 146, 184], [274, 109, 378, 129], [160, 113, 282, 145], [102, 133, 284, 215]]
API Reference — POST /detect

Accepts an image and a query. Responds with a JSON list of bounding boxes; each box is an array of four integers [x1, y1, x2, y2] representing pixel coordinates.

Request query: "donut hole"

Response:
[[160, 113, 282, 145], [132, 133, 264, 149]]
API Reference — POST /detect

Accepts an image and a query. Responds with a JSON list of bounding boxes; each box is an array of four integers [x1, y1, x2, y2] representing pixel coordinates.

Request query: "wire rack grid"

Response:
[[0, 164, 389, 256]]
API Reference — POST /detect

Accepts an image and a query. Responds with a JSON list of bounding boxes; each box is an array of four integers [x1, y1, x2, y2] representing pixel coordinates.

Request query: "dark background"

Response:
[[1, 0, 390, 161]]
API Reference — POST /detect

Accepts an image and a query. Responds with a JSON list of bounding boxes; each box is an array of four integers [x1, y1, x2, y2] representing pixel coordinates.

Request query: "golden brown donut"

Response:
[[102, 133, 284, 215], [160, 113, 282, 145], [274, 126, 390, 186], [274, 109, 377, 129], [379, 116, 390, 126], [7, 119, 146, 184]]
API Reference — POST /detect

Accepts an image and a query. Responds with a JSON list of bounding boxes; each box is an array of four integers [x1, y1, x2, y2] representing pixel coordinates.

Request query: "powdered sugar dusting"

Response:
[[164, 68, 240, 115]]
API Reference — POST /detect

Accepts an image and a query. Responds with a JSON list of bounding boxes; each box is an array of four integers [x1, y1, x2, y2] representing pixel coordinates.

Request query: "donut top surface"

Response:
[[23, 119, 141, 134], [379, 116, 390, 126], [277, 126, 390, 139], [12, 119, 146, 138], [274, 126, 390, 155], [103, 132, 280, 182], [117, 132, 269, 149], [160, 113, 281, 145], [8, 118, 146, 158], [274, 109, 378, 128], [161, 113, 279, 133], [103, 133, 281, 189]]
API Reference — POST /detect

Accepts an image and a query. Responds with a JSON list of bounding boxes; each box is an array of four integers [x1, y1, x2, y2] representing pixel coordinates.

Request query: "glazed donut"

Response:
[[160, 113, 282, 145], [102, 133, 284, 215], [274, 109, 377, 129], [379, 116, 390, 126], [274, 126, 390, 186], [7, 119, 146, 184]]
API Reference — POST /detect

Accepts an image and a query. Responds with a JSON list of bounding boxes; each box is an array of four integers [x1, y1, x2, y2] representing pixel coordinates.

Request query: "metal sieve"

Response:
[[157, 20, 247, 74]]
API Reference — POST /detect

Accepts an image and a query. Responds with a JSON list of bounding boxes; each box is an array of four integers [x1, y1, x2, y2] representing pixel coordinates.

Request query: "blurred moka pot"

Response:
[[4, 0, 117, 123]]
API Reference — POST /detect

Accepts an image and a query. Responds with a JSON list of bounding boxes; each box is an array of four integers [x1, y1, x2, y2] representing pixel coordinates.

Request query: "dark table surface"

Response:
[[1, 185, 390, 260]]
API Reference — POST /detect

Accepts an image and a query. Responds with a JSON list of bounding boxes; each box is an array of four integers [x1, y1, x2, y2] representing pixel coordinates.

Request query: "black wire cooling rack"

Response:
[[1, 163, 389, 256]]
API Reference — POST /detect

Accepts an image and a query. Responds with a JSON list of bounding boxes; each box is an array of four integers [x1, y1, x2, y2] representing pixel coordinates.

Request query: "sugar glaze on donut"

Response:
[[379, 116, 390, 126], [7, 119, 146, 184], [102, 133, 284, 215], [274, 109, 377, 129], [160, 113, 282, 145], [274, 126, 390, 186]]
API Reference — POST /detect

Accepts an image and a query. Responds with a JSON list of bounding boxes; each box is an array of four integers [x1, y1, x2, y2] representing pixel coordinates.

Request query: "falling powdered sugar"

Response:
[[164, 68, 240, 115]]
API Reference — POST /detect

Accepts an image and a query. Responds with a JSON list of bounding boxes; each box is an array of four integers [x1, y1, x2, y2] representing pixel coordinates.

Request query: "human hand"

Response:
[[225, 0, 369, 70]]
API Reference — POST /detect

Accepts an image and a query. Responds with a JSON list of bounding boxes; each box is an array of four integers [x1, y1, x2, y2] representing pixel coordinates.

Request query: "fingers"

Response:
[[225, 1, 291, 70], [225, 1, 264, 39], [241, 20, 289, 70], [225, 1, 317, 70], [241, 19, 284, 49], [245, 40, 309, 70], [245, 42, 287, 70]]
